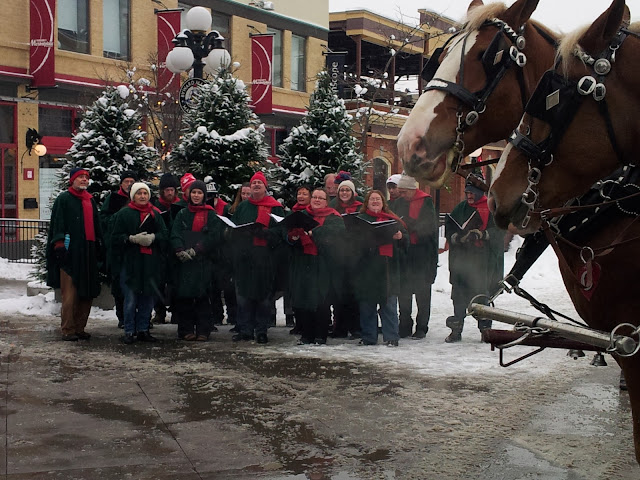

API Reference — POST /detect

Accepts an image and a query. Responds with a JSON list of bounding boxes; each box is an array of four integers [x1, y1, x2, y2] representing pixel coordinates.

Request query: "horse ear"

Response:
[[623, 4, 631, 27], [502, 0, 540, 27], [579, 0, 626, 54], [467, 0, 484, 14]]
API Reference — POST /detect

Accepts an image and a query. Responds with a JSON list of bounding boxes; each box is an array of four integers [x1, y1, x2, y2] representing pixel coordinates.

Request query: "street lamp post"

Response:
[[165, 6, 231, 78]]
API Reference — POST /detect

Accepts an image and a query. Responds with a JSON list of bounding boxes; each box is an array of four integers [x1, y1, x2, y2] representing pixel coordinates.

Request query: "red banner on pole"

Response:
[[251, 34, 273, 114], [156, 10, 181, 94], [29, 0, 55, 88]]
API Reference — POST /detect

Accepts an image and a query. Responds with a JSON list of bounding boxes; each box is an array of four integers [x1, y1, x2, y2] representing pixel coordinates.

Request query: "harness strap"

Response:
[[597, 97, 626, 164]]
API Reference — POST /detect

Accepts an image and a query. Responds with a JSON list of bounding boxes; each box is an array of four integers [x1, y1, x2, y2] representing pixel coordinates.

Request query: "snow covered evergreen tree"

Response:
[[269, 70, 365, 205], [169, 69, 269, 201], [65, 84, 158, 203], [30, 83, 157, 281]]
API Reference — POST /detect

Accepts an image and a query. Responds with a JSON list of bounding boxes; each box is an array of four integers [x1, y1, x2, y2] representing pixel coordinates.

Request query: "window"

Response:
[[212, 13, 231, 57], [264, 127, 287, 160], [58, 0, 89, 54], [103, 0, 129, 59], [0, 104, 15, 144], [267, 28, 282, 88], [38, 107, 75, 137], [291, 34, 306, 91]]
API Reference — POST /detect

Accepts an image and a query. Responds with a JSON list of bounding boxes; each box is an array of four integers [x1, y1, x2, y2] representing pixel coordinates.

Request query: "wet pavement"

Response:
[[1, 311, 640, 479]]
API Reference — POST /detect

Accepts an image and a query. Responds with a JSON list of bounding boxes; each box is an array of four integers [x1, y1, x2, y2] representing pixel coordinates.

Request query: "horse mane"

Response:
[[464, 2, 507, 31], [464, 1, 560, 42], [557, 21, 640, 76]]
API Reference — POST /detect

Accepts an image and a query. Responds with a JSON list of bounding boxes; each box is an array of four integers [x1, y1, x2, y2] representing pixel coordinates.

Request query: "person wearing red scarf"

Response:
[[393, 174, 438, 339], [353, 191, 408, 347], [328, 179, 364, 339], [152, 173, 184, 325], [228, 171, 285, 345], [110, 182, 168, 344], [100, 170, 137, 329], [170, 180, 224, 341], [444, 174, 505, 343], [284, 185, 312, 334], [46, 167, 104, 341], [285, 188, 344, 345]]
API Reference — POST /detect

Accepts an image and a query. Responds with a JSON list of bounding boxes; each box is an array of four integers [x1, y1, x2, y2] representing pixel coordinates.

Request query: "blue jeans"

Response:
[[120, 270, 155, 336], [236, 293, 271, 337], [359, 296, 399, 344]]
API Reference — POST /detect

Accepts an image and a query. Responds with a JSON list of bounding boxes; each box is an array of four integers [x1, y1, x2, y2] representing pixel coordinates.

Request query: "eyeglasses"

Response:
[[311, 196, 327, 200]]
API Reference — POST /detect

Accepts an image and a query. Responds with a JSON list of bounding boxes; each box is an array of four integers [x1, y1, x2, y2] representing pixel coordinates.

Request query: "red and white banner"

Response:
[[29, 0, 55, 88], [251, 34, 274, 114], [156, 10, 181, 94]]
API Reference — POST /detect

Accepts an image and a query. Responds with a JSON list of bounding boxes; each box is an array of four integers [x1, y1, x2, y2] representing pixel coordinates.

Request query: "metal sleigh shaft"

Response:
[[468, 303, 639, 367]]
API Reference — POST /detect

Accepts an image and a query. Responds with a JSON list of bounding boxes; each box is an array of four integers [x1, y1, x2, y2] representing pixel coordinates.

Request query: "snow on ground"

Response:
[[0, 236, 586, 379]]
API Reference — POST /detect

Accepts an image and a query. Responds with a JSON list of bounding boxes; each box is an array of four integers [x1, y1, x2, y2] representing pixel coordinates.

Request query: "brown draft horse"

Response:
[[489, 0, 640, 463], [397, 0, 559, 188]]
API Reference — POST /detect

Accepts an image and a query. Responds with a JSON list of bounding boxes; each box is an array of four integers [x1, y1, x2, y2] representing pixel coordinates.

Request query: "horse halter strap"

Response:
[[423, 18, 529, 171], [509, 28, 630, 229]]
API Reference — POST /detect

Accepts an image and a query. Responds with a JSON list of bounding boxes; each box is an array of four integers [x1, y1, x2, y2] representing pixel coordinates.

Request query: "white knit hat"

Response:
[[129, 182, 150, 200], [338, 180, 356, 196], [396, 174, 418, 190]]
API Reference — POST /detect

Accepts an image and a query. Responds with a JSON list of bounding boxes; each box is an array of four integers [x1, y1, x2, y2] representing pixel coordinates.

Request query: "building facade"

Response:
[[0, 0, 328, 222]]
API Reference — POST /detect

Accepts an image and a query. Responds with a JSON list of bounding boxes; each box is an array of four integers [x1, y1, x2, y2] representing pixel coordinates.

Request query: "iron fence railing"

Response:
[[0, 218, 49, 263]]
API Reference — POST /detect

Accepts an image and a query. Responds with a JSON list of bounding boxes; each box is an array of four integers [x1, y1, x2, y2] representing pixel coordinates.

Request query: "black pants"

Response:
[[398, 286, 432, 336], [295, 300, 331, 343], [448, 286, 492, 334], [333, 297, 360, 337], [175, 296, 212, 338]]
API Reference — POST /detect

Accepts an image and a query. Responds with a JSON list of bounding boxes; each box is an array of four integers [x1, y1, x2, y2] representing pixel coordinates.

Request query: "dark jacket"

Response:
[[392, 193, 439, 287], [286, 211, 345, 309], [110, 206, 169, 296], [228, 199, 285, 299], [46, 190, 103, 298], [445, 199, 504, 294], [170, 207, 224, 298], [353, 212, 408, 304]]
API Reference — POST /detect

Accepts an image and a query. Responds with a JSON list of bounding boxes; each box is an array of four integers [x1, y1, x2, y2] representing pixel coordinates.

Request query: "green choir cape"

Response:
[[109, 206, 169, 296], [46, 190, 103, 299], [170, 207, 224, 299], [229, 199, 285, 300]]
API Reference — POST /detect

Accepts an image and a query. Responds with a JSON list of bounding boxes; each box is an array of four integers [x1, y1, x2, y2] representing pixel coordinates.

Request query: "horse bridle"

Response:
[[508, 27, 631, 229], [422, 18, 532, 172]]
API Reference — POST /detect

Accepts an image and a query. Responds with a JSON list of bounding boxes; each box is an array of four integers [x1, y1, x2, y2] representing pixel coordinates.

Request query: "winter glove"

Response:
[[129, 233, 146, 245], [450, 233, 459, 245], [54, 246, 68, 264], [137, 233, 155, 247], [461, 229, 483, 244], [176, 250, 192, 262], [185, 248, 196, 258]]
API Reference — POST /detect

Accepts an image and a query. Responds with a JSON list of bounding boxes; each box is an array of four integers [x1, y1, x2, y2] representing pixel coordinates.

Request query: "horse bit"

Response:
[[423, 18, 529, 172]]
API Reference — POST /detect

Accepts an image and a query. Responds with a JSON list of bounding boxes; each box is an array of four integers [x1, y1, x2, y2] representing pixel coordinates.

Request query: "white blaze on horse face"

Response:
[[408, 31, 480, 152], [493, 142, 513, 183]]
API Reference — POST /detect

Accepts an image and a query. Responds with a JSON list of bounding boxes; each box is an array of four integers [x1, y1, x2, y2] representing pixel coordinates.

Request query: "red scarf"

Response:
[[339, 199, 363, 214], [296, 205, 340, 256], [67, 187, 96, 242], [188, 203, 214, 232], [408, 190, 431, 245], [127, 201, 161, 255], [365, 209, 404, 258], [117, 187, 130, 199], [158, 196, 179, 210], [212, 198, 228, 216], [249, 195, 282, 246], [468, 195, 490, 230], [292, 202, 308, 212]]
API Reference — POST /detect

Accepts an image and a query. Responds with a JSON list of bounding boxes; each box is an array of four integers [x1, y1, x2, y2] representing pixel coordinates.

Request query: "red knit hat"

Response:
[[69, 168, 89, 184], [250, 171, 267, 187], [180, 173, 196, 192]]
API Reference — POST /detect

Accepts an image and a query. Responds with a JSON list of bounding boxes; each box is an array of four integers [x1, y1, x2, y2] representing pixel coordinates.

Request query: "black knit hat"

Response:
[[120, 170, 137, 183], [159, 173, 179, 189], [465, 173, 485, 198], [188, 180, 207, 205]]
